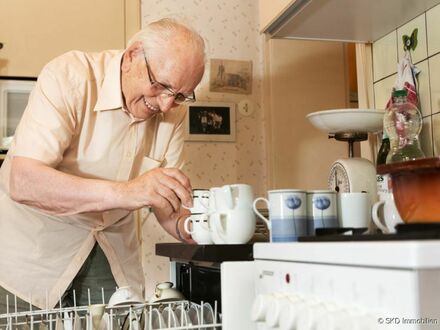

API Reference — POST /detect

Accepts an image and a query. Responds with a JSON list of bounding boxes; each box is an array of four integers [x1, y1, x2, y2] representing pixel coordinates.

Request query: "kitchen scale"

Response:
[[306, 109, 385, 201]]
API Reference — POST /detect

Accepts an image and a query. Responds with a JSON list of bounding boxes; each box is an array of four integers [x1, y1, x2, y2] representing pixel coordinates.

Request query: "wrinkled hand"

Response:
[[120, 167, 193, 213]]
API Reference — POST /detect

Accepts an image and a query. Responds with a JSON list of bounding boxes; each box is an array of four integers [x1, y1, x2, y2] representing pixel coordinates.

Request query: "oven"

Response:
[[248, 233, 440, 330]]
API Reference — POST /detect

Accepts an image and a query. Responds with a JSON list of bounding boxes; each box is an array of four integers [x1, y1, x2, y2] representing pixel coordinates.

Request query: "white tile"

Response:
[[373, 75, 396, 110], [397, 14, 428, 64], [432, 113, 440, 156], [429, 54, 440, 114], [421, 116, 434, 157], [416, 60, 431, 117], [427, 3, 440, 56], [373, 31, 398, 82]]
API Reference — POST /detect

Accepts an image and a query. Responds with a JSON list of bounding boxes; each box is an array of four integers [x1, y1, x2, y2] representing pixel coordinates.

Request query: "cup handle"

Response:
[[199, 192, 210, 211], [211, 212, 227, 241], [372, 200, 389, 233], [252, 197, 270, 229], [221, 185, 234, 209], [183, 217, 194, 234]]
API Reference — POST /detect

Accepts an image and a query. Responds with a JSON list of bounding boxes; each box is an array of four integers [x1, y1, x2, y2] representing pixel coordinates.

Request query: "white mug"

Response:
[[211, 184, 254, 212], [307, 190, 338, 235], [337, 192, 371, 228], [372, 193, 403, 233], [210, 208, 256, 244], [182, 189, 210, 214], [253, 189, 307, 242], [184, 213, 213, 244]]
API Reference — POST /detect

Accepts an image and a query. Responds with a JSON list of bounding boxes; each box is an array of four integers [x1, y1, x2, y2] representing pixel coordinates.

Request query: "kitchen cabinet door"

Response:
[[259, 0, 296, 32], [264, 39, 349, 190], [0, 0, 140, 77]]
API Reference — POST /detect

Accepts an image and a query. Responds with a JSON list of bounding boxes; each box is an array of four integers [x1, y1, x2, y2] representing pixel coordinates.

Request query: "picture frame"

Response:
[[209, 59, 252, 95], [184, 102, 236, 142]]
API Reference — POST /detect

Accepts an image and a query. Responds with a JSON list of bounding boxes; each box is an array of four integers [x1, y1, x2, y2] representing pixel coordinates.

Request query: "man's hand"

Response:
[[119, 167, 193, 213]]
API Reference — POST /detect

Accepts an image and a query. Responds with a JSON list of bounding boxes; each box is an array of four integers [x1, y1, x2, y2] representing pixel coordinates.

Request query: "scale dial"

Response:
[[328, 161, 351, 193]]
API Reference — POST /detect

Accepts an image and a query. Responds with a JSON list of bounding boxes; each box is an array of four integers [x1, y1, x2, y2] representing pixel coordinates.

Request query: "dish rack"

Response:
[[0, 297, 222, 330]]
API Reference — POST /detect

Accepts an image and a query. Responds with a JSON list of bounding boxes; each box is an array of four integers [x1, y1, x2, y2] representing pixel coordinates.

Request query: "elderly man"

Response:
[[0, 18, 205, 312]]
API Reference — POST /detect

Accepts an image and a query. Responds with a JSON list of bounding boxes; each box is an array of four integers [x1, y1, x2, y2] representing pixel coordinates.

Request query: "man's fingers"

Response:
[[161, 168, 192, 193]]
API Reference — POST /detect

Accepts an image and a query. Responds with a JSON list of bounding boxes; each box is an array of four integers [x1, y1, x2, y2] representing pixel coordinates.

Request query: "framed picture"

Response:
[[185, 102, 236, 142], [209, 58, 252, 95]]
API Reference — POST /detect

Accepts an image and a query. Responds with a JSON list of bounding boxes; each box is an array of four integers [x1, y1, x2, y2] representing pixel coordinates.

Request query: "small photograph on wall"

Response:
[[185, 102, 236, 142], [209, 58, 252, 95]]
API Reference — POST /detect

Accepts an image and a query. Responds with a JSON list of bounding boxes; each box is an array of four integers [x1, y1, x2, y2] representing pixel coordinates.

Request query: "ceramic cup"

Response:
[[209, 208, 256, 244], [307, 190, 338, 235], [184, 213, 213, 244], [182, 189, 210, 214], [372, 192, 403, 233], [88, 304, 106, 330], [108, 286, 143, 307], [337, 192, 371, 228], [253, 189, 307, 242], [149, 282, 184, 303]]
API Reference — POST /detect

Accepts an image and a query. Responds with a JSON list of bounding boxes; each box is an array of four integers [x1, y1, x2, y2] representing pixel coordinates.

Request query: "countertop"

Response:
[[155, 243, 253, 263]]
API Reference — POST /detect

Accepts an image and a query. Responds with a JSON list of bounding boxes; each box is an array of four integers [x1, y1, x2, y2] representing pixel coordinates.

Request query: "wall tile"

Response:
[[397, 14, 428, 64], [421, 116, 434, 157], [429, 54, 440, 114], [373, 31, 398, 82], [427, 3, 440, 56], [432, 113, 440, 155], [373, 75, 396, 109], [416, 60, 431, 117]]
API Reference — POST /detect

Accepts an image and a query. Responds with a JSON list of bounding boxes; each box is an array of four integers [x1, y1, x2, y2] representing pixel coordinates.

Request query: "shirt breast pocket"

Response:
[[136, 156, 163, 177]]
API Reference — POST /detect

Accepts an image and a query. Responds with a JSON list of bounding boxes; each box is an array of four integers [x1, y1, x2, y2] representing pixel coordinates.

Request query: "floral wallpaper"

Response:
[[139, 0, 266, 298]]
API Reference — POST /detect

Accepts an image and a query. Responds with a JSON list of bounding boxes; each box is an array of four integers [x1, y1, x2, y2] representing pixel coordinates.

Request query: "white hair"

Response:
[[127, 18, 206, 63]]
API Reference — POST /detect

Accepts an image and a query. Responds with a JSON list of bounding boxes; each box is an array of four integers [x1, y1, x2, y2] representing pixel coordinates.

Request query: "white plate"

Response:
[[306, 109, 385, 133]]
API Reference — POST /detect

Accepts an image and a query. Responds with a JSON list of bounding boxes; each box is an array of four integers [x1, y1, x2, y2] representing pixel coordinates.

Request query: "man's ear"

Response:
[[121, 41, 143, 72]]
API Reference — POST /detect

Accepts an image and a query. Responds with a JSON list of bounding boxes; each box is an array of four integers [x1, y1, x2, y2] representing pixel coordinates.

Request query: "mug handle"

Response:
[[372, 200, 389, 233], [183, 217, 194, 234], [221, 185, 234, 209], [199, 192, 211, 212], [252, 197, 270, 229], [210, 212, 228, 241]]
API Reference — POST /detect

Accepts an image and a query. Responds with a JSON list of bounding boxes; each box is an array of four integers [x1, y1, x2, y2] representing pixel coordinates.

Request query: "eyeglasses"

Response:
[[143, 49, 196, 104]]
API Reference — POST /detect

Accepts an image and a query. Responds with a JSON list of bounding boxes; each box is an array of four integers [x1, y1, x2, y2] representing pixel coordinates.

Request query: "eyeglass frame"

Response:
[[142, 48, 196, 104]]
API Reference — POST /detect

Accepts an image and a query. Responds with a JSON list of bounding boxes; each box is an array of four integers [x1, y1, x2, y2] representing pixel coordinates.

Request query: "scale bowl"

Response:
[[306, 109, 385, 133]]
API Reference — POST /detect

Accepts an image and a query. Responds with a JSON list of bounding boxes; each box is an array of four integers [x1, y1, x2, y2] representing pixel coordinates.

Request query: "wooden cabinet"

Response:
[[0, 0, 140, 77], [259, 0, 296, 33]]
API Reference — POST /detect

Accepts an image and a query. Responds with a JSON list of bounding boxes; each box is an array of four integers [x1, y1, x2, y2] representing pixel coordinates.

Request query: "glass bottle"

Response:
[[376, 131, 391, 195], [377, 131, 390, 166], [383, 89, 425, 163]]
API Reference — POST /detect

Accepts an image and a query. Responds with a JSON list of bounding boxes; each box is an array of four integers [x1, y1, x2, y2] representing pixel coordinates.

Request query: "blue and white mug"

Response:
[[253, 189, 307, 242], [306, 190, 338, 235]]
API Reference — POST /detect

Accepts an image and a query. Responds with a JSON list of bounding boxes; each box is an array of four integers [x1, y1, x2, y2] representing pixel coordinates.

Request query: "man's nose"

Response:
[[158, 96, 178, 113]]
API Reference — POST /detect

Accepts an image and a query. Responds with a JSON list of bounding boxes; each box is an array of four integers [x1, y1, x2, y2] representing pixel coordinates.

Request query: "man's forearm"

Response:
[[9, 156, 123, 215]]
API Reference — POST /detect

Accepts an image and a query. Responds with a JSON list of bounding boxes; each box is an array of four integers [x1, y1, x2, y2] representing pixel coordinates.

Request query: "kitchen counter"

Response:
[[155, 243, 253, 264]]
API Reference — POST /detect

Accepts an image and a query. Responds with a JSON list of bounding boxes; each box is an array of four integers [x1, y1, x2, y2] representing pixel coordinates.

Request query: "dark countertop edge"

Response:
[[155, 243, 254, 263]]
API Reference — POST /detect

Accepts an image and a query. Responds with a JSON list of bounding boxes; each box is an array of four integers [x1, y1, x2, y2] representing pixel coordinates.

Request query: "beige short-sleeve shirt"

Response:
[[0, 50, 186, 309]]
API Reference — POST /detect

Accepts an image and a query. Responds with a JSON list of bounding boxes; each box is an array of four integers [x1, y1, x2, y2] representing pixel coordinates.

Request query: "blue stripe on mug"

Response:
[[271, 217, 307, 242], [307, 216, 339, 235]]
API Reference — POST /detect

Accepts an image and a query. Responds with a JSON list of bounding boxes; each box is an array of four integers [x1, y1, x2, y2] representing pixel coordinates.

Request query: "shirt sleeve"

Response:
[[12, 65, 78, 167]]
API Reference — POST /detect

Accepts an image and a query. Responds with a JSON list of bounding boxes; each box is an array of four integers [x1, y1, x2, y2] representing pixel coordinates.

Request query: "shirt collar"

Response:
[[93, 51, 124, 112]]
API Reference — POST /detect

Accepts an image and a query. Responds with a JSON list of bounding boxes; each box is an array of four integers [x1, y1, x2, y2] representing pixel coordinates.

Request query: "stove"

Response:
[[217, 226, 440, 329], [248, 238, 440, 330]]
